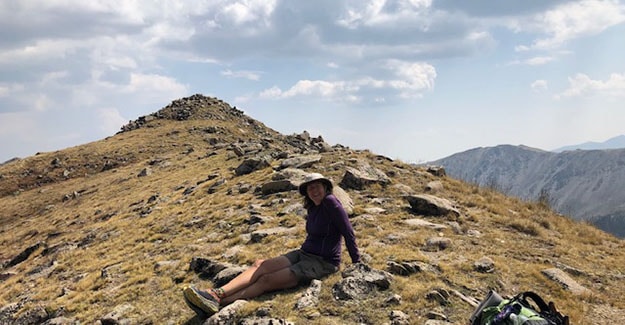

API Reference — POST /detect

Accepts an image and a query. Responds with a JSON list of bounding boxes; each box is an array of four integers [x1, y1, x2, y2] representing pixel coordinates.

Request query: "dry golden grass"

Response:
[[1, 105, 625, 324]]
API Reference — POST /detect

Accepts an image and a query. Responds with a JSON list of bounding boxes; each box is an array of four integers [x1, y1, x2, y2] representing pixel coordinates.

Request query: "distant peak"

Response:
[[119, 94, 245, 133], [553, 134, 625, 152]]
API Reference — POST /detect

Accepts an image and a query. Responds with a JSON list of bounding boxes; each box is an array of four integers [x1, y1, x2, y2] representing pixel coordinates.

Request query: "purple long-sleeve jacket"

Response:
[[300, 194, 361, 267]]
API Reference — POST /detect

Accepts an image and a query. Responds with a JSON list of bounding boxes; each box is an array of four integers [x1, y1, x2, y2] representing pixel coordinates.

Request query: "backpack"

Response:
[[469, 290, 569, 325]]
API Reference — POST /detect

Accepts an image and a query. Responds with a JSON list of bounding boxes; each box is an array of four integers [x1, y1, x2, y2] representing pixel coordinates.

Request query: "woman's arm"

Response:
[[326, 195, 361, 263]]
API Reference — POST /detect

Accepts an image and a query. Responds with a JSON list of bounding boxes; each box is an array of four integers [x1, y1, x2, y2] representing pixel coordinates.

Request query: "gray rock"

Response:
[[137, 167, 152, 177], [384, 294, 402, 306], [204, 300, 249, 325], [387, 261, 429, 276], [261, 180, 297, 195], [0, 302, 21, 324], [425, 181, 444, 192], [339, 164, 391, 190], [426, 166, 446, 177], [100, 303, 133, 325], [7, 241, 45, 268], [332, 186, 354, 215], [238, 317, 294, 325], [333, 263, 393, 300], [189, 258, 231, 279], [235, 157, 271, 175], [295, 279, 322, 311], [424, 237, 452, 251], [389, 310, 409, 325], [42, 317, 79, 324], [14, 306, 49, 325], [542, 268, 591, 295], [406, 194, 460, 217], [250, 227, 297, 243], [426, 288, 450, 306], [213, 266, 246, 287], [404, 218, 448, 231], [278, 155, 322, 170], [474, 257, 495, 273]]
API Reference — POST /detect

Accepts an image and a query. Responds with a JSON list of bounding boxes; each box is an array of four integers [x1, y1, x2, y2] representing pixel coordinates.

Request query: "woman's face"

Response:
[[306, 181, 326, 205]]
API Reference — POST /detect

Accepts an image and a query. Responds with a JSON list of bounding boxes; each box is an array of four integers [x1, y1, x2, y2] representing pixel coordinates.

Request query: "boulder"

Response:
[[332, 263, 392, 300], [295, 279, 322, 311], [339, 164, 391, 190], [406, 194, 460, 217], [205, 300, 249, 325], [474, 257, 495, 273], [235, 156, 271, 175]]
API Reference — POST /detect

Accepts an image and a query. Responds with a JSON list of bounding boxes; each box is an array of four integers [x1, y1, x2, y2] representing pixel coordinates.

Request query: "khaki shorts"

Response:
[[284, 249, 338, 282]]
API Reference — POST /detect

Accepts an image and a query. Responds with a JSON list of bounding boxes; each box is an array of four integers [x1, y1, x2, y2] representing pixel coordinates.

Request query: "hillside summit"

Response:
[[1, 94, 624, 324]]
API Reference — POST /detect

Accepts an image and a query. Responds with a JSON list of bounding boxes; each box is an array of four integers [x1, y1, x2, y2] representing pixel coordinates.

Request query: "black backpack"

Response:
[[469, 290, 569, 325]]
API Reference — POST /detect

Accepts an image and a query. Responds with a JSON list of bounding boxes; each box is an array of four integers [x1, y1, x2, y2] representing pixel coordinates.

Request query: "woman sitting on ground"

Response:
[[183, 173, 361, 317]]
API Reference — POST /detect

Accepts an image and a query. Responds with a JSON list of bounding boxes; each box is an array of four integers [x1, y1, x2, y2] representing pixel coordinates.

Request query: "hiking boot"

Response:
[[183, 294, 207, 318], [183, 286, 220, 316]]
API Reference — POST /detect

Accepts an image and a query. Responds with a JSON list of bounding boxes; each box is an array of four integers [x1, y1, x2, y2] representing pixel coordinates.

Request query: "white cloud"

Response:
[[97, 107, 127, 134], [387, 60, 436, 94], [221, 69, 261, 81], [258, 60, 436, 102], [123, 73, 187, 95], [526, 56, 554, 65], [557, 73, 625, 98], [508, 56, 555, 66], [338, 0, 432, 28], [531, 80, 549, 91], [517, 0, 625, 51], [283, 80, 352, 99], [259, 80, 361, 103], [222, 0, 277, 25]]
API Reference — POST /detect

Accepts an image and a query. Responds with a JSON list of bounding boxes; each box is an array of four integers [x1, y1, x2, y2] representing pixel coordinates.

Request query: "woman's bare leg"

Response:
[[221, 266, 298, 304], [219, 256, 292, 297]]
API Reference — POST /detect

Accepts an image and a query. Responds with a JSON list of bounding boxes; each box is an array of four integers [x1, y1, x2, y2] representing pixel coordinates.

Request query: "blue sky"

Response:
[[1, 0, 624, 163]]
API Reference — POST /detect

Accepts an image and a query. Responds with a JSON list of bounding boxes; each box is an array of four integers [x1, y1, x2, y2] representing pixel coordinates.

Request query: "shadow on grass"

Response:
[[182, 315, 205, 325]]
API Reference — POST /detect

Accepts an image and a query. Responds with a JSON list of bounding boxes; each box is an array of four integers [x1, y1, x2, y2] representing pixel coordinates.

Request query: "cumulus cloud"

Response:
[[557, 73, 625, 98], [258, 60, 435, 102], [515, 0, 625, 51]]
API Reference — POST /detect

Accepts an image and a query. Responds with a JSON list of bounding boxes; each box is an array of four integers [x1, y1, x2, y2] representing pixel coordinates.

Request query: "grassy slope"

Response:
[[1, 105, 624, 324]]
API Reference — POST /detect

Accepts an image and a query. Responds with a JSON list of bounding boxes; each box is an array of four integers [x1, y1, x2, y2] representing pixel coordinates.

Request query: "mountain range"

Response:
[[553, 135, 625, 152], [431, 144, 625, 238], [1, 94, 624, 324]]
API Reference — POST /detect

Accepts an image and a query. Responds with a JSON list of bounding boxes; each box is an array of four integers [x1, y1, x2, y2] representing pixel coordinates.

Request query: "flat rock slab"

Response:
[[404, 218, 448, 231], [542, 268, 591, 295]]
